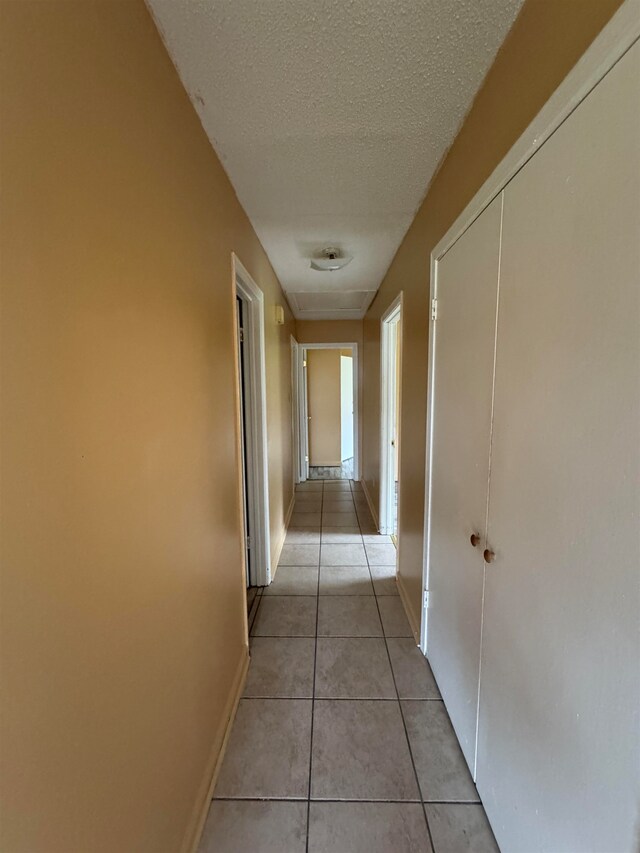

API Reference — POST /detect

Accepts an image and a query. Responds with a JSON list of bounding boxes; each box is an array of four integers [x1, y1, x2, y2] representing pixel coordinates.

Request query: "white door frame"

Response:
[[232, 253, 271, 586], [290, 336, 301, 486], [380, 294, 403, 535], [419, 0, 640, 652], [297, 342, 360, 480]]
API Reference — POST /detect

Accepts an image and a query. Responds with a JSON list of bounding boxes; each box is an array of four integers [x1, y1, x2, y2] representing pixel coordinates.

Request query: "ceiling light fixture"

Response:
[[310, 247, 353, 272]]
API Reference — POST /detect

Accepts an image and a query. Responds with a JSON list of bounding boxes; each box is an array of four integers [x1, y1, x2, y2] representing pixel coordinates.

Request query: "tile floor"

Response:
[[200, 480, 499, 853]]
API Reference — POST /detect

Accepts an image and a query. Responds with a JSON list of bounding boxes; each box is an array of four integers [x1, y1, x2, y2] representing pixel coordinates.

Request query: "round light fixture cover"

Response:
[[310, 247, 353, 272]]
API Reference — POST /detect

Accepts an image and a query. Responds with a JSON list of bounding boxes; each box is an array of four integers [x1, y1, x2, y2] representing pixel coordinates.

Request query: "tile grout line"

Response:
[[351, 478, 438, 853], [213, 796, 479, 804], [305, 477, 324, 853], [242, 695, 444, 702]]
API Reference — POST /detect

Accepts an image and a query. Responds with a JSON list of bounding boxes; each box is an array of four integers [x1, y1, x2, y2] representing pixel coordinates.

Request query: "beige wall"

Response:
[[362, 0, 624, 627], [0, 3, 294, 852], [307, 350, 342, 465], [296, 320, 363, 476]]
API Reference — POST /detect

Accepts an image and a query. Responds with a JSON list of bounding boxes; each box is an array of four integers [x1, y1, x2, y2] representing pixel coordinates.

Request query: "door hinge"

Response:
[[305, 455, 309, 462], [239, 327, 245, 342], [431, 298, 438, 321], [246, 535, 251, 549], [423, 589, 430, 608], [303, 359, 307, 368]]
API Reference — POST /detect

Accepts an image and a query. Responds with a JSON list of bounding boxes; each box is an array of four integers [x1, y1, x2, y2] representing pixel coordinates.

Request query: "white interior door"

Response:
[[340, 355, 354, 461], [426, 194, 503, 770], [477, 41, 640, 853]]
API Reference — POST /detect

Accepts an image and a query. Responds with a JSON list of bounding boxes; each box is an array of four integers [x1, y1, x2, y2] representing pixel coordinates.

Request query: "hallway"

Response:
[[199, 480, 498, 852]]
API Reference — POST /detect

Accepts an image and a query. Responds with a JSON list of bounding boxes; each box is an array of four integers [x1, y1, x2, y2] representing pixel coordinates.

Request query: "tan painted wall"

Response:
[[307, 349, 342, 465], [0, 3, 294, 852], [296, 319, 363, 346], [362, 0, 624, 627], [296, 320, 364, 477]]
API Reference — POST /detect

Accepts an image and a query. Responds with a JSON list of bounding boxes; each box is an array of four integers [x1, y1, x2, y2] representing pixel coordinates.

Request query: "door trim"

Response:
[[298, 342, 360, 480], [420, 0, 640, 652], [290, 336, 301, 486], [232, 254, 271, 587], [380, 293, 403, 536]]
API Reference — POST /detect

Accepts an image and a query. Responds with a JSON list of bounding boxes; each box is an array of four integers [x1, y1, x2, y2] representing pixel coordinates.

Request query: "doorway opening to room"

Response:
[[233, 255, 272, 608], [294, 342, 359, 482], [380, 294, 402, 541]]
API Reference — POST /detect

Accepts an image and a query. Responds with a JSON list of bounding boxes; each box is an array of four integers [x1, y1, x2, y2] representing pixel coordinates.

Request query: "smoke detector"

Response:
[[310, 247, 353, 272]]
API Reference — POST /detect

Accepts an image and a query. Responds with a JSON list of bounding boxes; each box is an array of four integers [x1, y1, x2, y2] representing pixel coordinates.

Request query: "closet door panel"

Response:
[[477, 41, 640, 853], [427, 194, 502, 770]]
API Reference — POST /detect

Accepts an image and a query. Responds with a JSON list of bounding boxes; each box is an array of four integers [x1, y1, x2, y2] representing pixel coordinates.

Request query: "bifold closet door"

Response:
[[476, 41, 640, 853], [426, 194, 502, 770]]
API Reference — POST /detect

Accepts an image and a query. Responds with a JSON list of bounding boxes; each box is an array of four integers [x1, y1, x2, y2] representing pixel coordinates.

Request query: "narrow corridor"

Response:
[[199, 480, 498, 852]]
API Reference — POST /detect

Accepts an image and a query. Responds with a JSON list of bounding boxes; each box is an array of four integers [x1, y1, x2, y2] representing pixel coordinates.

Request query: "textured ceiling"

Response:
[[148, 0, 524, 319]]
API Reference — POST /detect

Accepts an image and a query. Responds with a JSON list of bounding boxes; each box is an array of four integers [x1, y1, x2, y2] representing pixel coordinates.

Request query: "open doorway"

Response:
[[233, 254, 271, 606], [294, 342, 359, 482], [380, 294, 402, 539]]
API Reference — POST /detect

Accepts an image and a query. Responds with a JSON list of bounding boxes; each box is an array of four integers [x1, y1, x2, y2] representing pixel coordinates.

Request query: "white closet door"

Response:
[[477, 41, 640, 853], [427, 194, 502, 770]]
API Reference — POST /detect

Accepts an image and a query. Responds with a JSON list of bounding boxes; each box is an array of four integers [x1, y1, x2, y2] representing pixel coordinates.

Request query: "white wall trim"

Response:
[[360, 477, 380, 531], [420, 0, 640, 653], [396, 572, 421, 646], [379, 293, 403, 535], [299, 342, 361, 480], [290, 336, 301, 486], [232, 253, 272, 586], [271, 491, 296, 581]]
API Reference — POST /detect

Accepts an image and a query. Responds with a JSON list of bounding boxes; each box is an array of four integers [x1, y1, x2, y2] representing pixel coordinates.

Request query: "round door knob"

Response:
[[470, 533, 481, 547], [483, 548, 495, 564]]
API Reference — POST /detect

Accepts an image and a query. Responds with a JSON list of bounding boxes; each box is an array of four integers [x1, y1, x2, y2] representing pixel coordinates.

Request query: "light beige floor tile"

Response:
[[285, 529, 321, 545], [365, 543, 397, 566], [308, 803, 432, 853], [214, 699, 312, 798], [322, 499, 355, 508], [294, 493, 323, 505], [319, 565, 373, 595], [291, 511, 321, 525], [322, 502, 355, 513], [199, 800, 307, 853], [322, 512, 358, 526], [315, 638, 395, 698], [252, 596, 317, 637], [279, 543, 320, 566], [320, 543, 366, 566], [244, 638, 315, 698], [317, 597, 382, 637], [387, 638, 441, 699], [402, 700, 480, 802], [425, 804, 498, 853], [310, 700, 419, 800], [369, 564, 399, 596], [264, 565, 318, 595], [378, 596, 413, 637], [321, 527, 362, 543], [296, 482, 323, 491], [363, 534, 393, 544], [288, 519, 322, 530]]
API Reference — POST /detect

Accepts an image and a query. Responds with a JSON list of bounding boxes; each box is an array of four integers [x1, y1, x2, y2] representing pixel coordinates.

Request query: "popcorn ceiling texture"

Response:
[[148, 0, 524, 318]]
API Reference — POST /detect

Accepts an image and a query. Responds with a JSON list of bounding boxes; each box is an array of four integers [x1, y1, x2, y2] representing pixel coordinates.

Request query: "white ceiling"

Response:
[[148, 0, 524, 319]]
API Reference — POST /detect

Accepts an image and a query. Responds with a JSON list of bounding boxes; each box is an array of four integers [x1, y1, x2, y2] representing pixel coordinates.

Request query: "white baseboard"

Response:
[[271, 491, 296, 582], [360, 478, 380, 531], [396, 572, 421, 646], [181, 648, 250, 853]]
